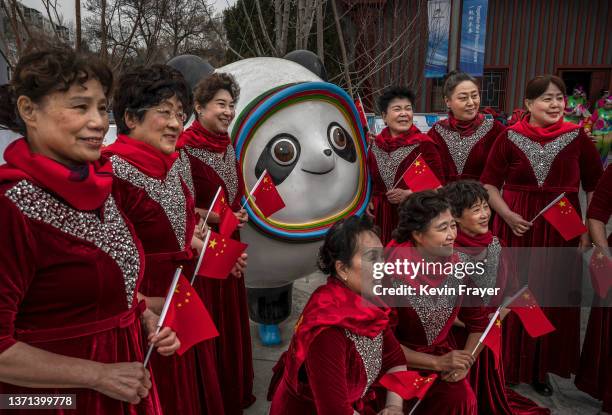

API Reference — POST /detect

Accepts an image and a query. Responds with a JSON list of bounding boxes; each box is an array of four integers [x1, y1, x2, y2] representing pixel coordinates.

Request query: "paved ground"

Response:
[[244, 272, 606, 415]]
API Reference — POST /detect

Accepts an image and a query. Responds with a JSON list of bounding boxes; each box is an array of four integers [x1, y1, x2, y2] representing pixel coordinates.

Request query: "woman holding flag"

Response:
[[481, 75, 603, 395], [103, 64, 223, 414], [178, 72, 255, 414], [427, 70, 505, 183], [366, 87, 443, 244], [268, 215, 407, 415], [0, 45, 177, 413], [387, 191, 488, 414]]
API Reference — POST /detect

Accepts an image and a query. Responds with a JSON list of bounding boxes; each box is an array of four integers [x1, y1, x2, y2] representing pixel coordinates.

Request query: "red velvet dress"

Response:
[[428, 113, 505, 183], [0, 139, 161, 414], [103, 135, 223, 415], [268, 277, 406, 415], [453, 231, 550, 415], [179, 121, 255, 414], [480, 117, 603, 384], [387, 240, 489, 414], [575, 165, 612, 412], [367, 126, 444, 245]]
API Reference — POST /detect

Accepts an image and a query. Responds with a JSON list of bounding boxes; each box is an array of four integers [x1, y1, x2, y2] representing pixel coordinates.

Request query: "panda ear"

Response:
[[283, 50, 328, 81]]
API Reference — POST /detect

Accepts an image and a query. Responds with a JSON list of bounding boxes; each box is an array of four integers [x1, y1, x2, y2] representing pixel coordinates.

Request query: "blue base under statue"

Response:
[[258, 324, 282, 346]]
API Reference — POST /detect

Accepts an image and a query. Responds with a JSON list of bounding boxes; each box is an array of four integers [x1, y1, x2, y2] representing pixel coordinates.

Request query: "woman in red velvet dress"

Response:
[[443, 180, 550, 414], [366, 87, 443, 244], [387, 191, 488, 414], [481, 75, 603, 395], [268, 215, 407, 415], [0, 46, 178, 414], [575, 165, 611, 413], [178, 73, 254, 414], [427, 70, 506, 183], [102, 64, 225, 415]]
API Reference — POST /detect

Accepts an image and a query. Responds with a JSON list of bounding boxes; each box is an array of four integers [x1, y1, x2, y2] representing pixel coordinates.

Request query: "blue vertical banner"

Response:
[[459, 0, 489, 76], [425, 0, 451, 78]]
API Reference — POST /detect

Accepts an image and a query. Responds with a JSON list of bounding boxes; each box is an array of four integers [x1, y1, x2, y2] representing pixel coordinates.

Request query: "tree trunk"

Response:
[[75, 0, 81, 49], [331, 0, 352, 97], [100, 0, 107, 59], [316, 0, 324, 64]]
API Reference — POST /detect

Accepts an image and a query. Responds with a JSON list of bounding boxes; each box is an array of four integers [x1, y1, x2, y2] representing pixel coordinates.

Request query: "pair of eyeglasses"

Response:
[[137, 107, 188, 124]]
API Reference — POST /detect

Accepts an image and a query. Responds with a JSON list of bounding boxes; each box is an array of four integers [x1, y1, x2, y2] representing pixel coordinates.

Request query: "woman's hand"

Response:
[[377, 405, 404, 415], [502, 211, 532, 236], [234, 208, 248, 228], [230, 253, 248, 278], [92, 361, 152, 404], [141, 309, 181, 356], [386, 188, 412, 205], [194, 217, 209, 239], [441, 367, 469, 383], [434, 350, 474, 372]]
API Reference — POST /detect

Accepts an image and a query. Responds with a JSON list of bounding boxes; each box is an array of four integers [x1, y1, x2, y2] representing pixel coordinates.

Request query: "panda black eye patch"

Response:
[[327, 122, 356, 163], [255, 133, 301, 185]]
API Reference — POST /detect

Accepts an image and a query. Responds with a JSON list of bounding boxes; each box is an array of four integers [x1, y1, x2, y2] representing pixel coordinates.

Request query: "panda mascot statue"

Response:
[[169, 51, 371, 345]]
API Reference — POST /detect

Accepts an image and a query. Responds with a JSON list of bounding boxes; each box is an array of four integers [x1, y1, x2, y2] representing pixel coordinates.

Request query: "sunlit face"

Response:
[[445, 80, 480, 121], [20, 79, 109, 166], [382, 97, 414, 136], [196, 89, 235, 134], [336, 230, 383, 296], [456, 198, 490, 237], [525, 83, 565, 127], [126, 95, 184, 155], [413, 209, 457, 258]]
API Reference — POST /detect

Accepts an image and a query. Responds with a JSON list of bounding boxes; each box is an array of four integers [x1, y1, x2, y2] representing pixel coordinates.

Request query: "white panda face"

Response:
[[244, 100, 361, 223]]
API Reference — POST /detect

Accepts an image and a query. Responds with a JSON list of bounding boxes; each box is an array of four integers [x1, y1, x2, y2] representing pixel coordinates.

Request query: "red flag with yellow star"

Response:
[[165, 275, 219, 355], [379, 371, 437, 400], [251, 171, 285, 217], [481, 316, 502, 369], [589, 248, 612, 298], [401, 154, 441, 192], [541, 196, 587, 240], [508, 289, 555, 338], [219, 208, 239, 236], [210, 188, 229, 215], [196, 230, 247, 279]]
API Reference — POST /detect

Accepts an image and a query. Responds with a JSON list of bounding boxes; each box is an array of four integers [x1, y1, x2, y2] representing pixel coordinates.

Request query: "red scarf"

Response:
[[178, 119, 230, 153], [375, 125, 432, 152], [510, 114, 579, 144], [0, 138, 112, 211], [283, 277, 390, 390], [440, 112, 485, 136], [103, 135, 178, 180]]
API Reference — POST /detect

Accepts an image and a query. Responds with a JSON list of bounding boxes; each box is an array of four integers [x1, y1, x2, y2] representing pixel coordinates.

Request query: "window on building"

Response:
[[430, 77, 446, 112], [481, 69, 508, 112]]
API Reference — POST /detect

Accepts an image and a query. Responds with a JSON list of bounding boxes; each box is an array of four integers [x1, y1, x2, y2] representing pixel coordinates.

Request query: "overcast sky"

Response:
[[19, 0, 236, 25]]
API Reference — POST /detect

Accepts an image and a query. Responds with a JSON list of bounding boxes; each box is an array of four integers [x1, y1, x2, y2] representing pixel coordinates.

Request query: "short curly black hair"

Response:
[[113, 64, 191, 135], [317, 215, 379, 277], [392, 191, 451, 244], [440, 180, 489, 218], [376, 86, 416, 114], [193, 72, 240, 108]]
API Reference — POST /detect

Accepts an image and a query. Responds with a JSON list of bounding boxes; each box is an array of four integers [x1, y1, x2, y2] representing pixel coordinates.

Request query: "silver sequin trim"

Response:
[[110, 156, 187, 249], [457, 237, 501, 305], [185, 145, 238, 205], [507, 130, 578, 187], [434, 118, 494, 175], [344, 330, 383, 398], [178, 151, 195, 197], [370, 142, 418, 191], [5, 180, 140, 307]]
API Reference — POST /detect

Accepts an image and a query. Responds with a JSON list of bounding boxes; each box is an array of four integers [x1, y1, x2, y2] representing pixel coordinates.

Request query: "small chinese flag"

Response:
[[541, 197, 587, 241], [402, 155, 442, 192], [197, 230, 247, 279], [589, 248, 612, 298], [165, 275, 219, 355], [379, 371, 437, 400], [508, 289, 555, 338], [252, 171, 285, 217], [218, 208, 239, 237], [210, 189, 229, 216], [354, 95, 369, 132], [481, 317, 502, 369]]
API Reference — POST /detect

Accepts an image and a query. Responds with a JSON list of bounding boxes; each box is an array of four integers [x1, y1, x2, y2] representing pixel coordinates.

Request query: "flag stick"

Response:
[[241, 169, 268, 209], [531, 193, 565, 222], [191, 229, 212, 285], [202, 186, 222, 230], [391, 153, 421, 190], [408, 399, 421, 415], [471, 307, 501, 356], [144, 266, 183, 367], [501, 285, 529, 309]]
